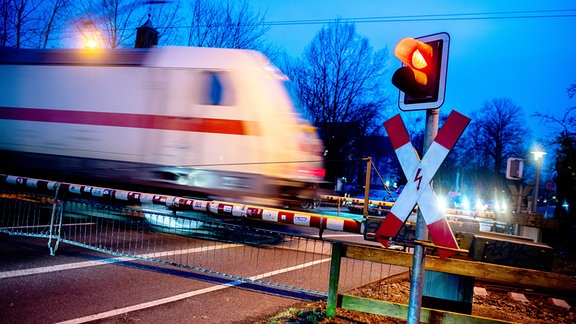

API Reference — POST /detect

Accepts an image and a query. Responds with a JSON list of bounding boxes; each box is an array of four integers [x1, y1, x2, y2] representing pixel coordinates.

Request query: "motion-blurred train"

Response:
[[0, 46, 325, 207]]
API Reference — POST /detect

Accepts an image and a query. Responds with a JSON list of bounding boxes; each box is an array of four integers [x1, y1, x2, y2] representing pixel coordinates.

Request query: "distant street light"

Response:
[[85, 39, 98, 48], [80, 20, 101, 48], [531, 148, 546, 213]]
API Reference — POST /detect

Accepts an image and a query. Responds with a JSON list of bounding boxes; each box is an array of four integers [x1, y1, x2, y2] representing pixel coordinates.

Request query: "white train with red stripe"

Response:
[[0, 46, 325, 206]]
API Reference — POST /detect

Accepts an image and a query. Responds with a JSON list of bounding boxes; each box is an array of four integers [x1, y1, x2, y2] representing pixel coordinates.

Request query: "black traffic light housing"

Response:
[[392, 32, 450, 111]]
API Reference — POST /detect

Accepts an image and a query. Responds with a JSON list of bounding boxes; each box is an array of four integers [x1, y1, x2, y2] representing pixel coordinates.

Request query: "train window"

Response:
[[209, 73, 222, 105], [201, 72, 233, 106]]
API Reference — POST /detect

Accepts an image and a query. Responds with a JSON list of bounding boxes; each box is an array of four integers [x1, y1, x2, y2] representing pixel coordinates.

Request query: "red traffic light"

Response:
[[391, 33, 450, 111], [394, 37, 433, 71]]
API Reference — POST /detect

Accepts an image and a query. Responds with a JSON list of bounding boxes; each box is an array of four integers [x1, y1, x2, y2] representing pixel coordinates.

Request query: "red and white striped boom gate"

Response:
[[0, 174, 363, 235], [375, 110, 470, 258]]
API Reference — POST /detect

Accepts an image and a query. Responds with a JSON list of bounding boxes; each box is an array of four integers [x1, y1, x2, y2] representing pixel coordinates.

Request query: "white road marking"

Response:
[[0, 243, 240, 279], [55, 258, 330, 324], [2, 242, 330, 323]]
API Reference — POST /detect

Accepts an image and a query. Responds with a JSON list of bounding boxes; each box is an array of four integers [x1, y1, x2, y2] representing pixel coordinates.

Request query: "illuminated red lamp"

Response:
[[391, 33, 450, 111], [392, 38, 434, 97]]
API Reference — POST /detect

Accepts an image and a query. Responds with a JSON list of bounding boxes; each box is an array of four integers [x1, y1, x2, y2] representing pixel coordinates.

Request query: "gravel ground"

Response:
[[257, 255, 576, 324]]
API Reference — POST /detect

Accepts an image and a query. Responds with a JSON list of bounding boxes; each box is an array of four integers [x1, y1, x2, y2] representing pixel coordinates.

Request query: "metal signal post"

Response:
[[388, 32, 465, 323]]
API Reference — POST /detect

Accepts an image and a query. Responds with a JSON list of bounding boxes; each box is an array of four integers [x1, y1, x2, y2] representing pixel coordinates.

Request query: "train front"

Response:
[[245, 55, 325, 208], [143, 46, 325, 208]]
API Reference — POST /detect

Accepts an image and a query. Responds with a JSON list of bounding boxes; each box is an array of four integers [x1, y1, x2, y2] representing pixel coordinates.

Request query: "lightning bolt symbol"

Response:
[[414, 167, 423, 191]]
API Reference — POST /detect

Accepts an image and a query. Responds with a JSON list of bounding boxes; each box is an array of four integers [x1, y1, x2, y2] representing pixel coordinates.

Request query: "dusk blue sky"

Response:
[[252, 0, 576, 145]]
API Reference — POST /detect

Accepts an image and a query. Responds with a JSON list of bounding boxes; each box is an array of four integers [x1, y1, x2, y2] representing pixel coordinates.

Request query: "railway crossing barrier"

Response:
[[2, 174, 575, 322], [0, 174, 403, 298]]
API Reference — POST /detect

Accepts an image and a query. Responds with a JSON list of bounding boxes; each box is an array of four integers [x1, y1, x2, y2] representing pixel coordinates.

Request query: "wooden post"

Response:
[[326, 242, 343, 318], [363, 157, 372, 219]]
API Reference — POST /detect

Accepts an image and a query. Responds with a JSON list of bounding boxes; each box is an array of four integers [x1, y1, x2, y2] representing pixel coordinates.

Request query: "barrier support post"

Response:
[[47, 184, 63, 256]]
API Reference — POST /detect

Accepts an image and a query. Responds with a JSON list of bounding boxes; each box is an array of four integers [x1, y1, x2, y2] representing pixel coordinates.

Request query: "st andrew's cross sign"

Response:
[[375, 110, 470, 258]]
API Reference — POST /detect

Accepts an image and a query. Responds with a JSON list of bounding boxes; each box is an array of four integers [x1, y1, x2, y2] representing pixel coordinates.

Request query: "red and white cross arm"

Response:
[[375, 111, 470, 258]]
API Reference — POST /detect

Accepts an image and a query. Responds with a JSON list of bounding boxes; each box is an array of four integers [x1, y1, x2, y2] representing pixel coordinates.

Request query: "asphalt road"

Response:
[[0, 234, 318, 324], [0, 225, 389, 324]]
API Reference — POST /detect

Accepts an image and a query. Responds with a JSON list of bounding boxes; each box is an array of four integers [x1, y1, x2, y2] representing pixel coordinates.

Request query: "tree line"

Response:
[[2, 0, 574, 223], [0, 0, 268, 50]]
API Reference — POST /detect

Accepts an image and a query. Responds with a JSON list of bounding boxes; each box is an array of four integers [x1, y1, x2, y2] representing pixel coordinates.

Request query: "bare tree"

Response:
[[568, 82, 576, 100], [533, 82, 576, 141], [534, 107, 576, 142], [36, 0, 68, 48], [183, 0, 270, 52], [0, 0, 72, 49], [13, 0, 36, 47], [65, 0, 180, 48], [148, 0, 182, 46], [0, 0, 13, 46], [66, 0, 140, 48], [283, 19, 390, 182], [468, 98, 530, 175], [2, 0, 261, 50], [0, 0, 44, 48], [435, 99, 529, 202], [534, 83, 576, 221]]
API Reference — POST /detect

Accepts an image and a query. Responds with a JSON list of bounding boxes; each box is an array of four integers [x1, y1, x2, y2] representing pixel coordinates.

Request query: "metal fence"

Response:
[[0, 176, 407, 298]]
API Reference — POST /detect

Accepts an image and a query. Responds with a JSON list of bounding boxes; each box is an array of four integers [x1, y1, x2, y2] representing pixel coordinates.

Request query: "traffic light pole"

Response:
[[407, 108, 438, 324]]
